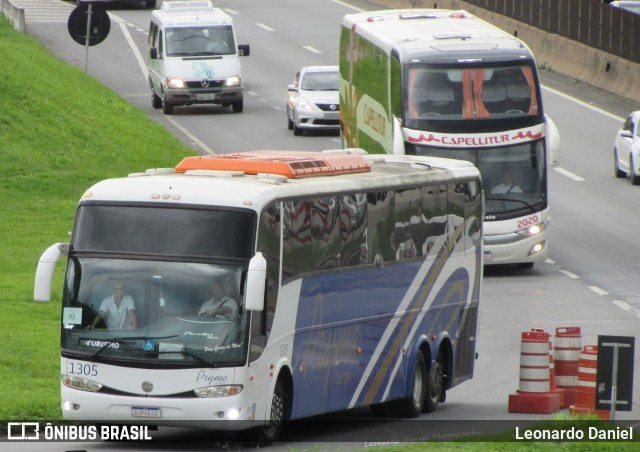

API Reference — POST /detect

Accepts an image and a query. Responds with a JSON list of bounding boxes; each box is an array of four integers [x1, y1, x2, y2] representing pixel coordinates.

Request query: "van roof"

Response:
[[153, 0, 233, 26]]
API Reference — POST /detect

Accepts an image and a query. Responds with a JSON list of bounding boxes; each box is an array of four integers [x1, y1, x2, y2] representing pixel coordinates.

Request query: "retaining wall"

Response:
[[1, 0, 26, 33]]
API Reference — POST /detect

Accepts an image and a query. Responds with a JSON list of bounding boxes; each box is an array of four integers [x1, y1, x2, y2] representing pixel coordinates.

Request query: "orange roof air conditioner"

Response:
[[175, 150, 371, 179]]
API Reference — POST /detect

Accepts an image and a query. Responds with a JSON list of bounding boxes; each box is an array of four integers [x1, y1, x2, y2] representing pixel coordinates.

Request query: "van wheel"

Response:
[[151, 90, 162, 109], [162, 97, 173, 115], [232, 98, 243, 113]]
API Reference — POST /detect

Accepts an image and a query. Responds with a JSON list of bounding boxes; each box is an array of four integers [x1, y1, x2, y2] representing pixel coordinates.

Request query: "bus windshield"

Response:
[[61, 258, 248, 367], [410, 139, 546, 219], [60, 204, 256, 367], [404, 63, 541, 130]]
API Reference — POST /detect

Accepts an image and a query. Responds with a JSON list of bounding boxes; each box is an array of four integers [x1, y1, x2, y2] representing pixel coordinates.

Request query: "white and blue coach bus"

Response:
[[34, 150, 482, 441]]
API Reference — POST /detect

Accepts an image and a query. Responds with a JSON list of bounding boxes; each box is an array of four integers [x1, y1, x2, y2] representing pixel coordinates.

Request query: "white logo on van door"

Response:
[[193, 62, 214, 79]]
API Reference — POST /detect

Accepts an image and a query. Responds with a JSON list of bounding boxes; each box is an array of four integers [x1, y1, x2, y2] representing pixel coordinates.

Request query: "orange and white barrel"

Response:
[[518, 330, 551, 393], [554, 326, 581, 387]]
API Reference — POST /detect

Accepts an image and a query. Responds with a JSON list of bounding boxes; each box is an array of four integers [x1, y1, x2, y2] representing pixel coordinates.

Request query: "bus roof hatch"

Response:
[[175, 151, 371, 179]]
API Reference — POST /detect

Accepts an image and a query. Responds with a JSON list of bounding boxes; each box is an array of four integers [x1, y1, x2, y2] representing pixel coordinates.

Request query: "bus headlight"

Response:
[[166, 78, 185, 89], [224, 76, 241, 87], [517, 222, 546, 237], [194, 385, 243, 398], [62, 375, 102, 392]]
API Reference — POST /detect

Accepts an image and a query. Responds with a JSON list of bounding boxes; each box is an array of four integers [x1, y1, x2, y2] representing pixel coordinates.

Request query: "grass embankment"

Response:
[[0, 16, 194, 419], [0, 15, 638, 452]]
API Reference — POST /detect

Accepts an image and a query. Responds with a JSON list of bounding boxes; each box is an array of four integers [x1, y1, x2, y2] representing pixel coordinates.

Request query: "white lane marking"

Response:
[[559, 269, 580, 279], [256, 23, 274, 32], [542, 85, 625, 122], [613, 301, 640, 319], [332, 0, 365, 12], [302, 45, 322, 54], [589, 286, 608, 296], [553, 167, 585, 182]]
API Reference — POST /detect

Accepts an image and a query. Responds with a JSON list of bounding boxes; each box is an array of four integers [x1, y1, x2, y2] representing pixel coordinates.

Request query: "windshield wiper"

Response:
[[90, 334, 179, 360], [158, 348, 216, 366], [486, 196, 536, 212]]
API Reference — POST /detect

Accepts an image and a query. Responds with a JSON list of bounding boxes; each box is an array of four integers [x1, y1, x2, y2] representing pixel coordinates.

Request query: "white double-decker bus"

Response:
[[340, 9, 560, 268], [35, 150, 482, 441]]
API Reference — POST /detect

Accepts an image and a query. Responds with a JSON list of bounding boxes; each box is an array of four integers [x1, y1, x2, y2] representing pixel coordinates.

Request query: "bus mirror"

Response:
[[245, 252, 266, 312], [544, 114, 560, 167], [34, 243, 68, 302]]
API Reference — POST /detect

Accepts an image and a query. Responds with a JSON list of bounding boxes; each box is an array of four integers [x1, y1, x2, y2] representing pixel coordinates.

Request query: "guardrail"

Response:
[[1, 0, 26, 33]]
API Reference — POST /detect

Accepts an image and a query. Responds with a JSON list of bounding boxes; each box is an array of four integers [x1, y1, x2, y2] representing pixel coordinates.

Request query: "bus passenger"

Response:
[[86, 282, 137, 330], [198, 278, 238, 320]]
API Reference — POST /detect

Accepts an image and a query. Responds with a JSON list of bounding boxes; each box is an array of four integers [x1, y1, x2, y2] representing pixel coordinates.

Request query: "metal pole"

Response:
[[610, 344, 619, 422], [84, 4, 93, 76]]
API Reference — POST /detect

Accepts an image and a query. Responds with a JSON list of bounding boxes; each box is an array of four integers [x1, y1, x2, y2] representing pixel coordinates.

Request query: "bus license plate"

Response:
[[131, 406, 161, 418], [196, 93, 216, 101]]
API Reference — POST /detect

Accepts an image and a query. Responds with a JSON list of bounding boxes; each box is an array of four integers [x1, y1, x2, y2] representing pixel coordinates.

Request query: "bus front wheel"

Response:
[[255, 379, 287, 444]]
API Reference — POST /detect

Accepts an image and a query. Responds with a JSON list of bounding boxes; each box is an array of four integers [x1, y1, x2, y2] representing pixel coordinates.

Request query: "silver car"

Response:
[[287, 66, 340, 136], [614, 111, 640, 184]]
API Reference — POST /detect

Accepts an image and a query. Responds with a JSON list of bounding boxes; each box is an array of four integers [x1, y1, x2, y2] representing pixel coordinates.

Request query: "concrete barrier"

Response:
[[1, 0, 26, 33], [368, 0, 640, 103]]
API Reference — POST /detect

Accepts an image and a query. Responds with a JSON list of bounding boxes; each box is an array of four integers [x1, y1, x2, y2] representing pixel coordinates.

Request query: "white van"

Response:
[[147, 1, 250, 114]]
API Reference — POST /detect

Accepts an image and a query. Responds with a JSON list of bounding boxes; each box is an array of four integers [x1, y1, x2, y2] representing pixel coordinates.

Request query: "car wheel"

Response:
[[293, 123, 303, 136], [151, 89, 162, 109], [287, 113, 293, 130], [614, 149, 626, 178], [161, 97, 173, 115], [232, 98, 243, 113], [630, 155, 640, 185]]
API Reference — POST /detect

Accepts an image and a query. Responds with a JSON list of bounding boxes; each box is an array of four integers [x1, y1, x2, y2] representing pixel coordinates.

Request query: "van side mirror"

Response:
[[244, 252, 266, 312], [238, 44, 250, 57], [150, 47, 159, 59]]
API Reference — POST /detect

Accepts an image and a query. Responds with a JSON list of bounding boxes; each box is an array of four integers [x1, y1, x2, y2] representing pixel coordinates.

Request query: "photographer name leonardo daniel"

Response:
[[515, 425, 634, 441]]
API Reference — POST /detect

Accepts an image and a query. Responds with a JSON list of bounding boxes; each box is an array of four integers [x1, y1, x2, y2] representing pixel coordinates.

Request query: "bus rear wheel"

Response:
[[423, 358, 445, 413], [392, 351, 426, 418]]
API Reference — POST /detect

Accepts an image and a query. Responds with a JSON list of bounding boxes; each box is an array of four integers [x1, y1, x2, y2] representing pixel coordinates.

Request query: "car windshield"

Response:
[[301, 71, 339, 91], [166, 25, 235, 56]]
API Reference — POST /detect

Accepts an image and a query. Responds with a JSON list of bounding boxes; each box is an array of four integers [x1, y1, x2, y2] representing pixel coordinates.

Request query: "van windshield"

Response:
[[166, 25, 235, 56]]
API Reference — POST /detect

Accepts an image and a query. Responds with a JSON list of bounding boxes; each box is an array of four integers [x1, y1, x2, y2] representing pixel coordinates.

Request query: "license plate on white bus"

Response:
[[131, 406, 161, 418], [196, 93, 216, 101]]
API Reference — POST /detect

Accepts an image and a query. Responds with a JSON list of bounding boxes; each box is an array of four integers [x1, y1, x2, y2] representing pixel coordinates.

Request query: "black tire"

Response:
[[151, 90, 162, 109], [631, 155, 640, 185], [614, 149, 626, 178], [369, 401, 392, 417], [423, 357, 445, 413], [287, 114, 293, 130], [255, 379, 286, 444], [161, 97, 173, 115], [232, 98, 243, 113], [392, 352, 426, 418], [293, 123, 302, 136], [517, 262, 534, 269]]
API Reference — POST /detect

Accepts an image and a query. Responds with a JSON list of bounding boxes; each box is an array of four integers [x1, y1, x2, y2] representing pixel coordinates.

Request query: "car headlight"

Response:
[[166, 78, 185, 89], [297, 97, 318, 113], [224, 76, 241, 87], [194, 385, 243, 398]]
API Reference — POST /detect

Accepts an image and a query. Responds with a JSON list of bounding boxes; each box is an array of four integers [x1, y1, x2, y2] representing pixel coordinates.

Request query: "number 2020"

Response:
[[517, 215, 539, 229], [68, 362, 98, 377]]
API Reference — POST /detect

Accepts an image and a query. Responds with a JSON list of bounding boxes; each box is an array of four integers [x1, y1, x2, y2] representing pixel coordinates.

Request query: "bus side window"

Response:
[[367, 191, 395, 264]]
